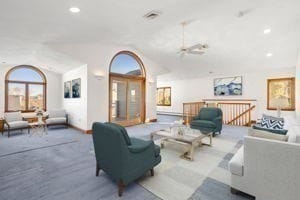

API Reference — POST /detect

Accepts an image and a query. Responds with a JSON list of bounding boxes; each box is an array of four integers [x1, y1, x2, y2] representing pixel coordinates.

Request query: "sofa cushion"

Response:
[[261, 114, 284, 130], [46, 117, 66, 125], [252, 124, 288, 135], [248, 128, 288, 142], [287, 126, 300, 143], [229, 146, 244, 176], [105, 123, 132, 145], [48, 110, 66, 118], [4, 112, 23, 122], [5, 121, 29, 129], [190, 120, 216, 128]]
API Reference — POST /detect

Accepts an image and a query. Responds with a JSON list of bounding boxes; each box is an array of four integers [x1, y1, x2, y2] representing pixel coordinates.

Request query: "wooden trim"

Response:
[[183, 101, 205, 105], [203, 99, 257, 102], [108, 50, 146, 126], [109, 51, 146, 77], [68, 124, 90, 134], [5, 65, 47, 112], [267, 77, 295, 111], [149, 118, 157, 122]]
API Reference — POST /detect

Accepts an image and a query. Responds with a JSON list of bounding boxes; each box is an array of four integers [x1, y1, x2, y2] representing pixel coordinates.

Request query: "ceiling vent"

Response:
[[143, 10, 161, 20]]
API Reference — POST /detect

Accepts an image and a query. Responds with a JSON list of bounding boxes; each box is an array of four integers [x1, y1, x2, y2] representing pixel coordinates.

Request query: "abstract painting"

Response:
[[72, 78, 81, 98], [64, 81, 71, 98], [267, 77, 295, 110], [214, 76, 242, 96]]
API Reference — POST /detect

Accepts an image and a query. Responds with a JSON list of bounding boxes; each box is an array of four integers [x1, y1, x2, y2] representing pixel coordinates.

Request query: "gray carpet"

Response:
[[0, 115, 251, 200]]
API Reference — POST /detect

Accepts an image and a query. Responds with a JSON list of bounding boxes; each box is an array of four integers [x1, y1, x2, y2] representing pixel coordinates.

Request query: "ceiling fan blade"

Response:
[[188, 51, 205, 55], [186, 44, 203, 51]]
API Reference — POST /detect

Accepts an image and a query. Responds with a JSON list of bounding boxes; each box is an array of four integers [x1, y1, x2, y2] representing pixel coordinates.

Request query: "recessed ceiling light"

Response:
[[69, 7, 80, 13], [266, 53, 273, 57], [264, 28, 271, 34]]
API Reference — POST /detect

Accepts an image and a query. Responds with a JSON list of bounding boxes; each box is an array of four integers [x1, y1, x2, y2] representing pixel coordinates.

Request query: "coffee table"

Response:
[[29, 122, 47, 136], [151, 126, 212, 161]]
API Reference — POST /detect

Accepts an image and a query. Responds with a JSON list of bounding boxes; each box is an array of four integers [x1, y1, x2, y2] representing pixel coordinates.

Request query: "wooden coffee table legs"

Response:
[[158, 134, 212, 161]]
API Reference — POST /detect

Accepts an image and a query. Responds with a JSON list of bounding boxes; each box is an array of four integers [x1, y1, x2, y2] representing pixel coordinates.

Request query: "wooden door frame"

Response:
[[108, 51, 146, 126]]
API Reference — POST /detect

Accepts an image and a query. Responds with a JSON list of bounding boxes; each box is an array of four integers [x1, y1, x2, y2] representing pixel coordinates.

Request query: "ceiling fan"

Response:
[[178, 22, 208, 58]]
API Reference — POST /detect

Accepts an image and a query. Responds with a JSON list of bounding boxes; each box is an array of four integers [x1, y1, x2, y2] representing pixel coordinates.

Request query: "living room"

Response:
[[0, 1, 299, 200]]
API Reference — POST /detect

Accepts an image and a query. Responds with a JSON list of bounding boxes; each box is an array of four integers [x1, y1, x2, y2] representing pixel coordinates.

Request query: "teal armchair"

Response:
[[92, 122, 161, 197], [190, 107, 223, 137]]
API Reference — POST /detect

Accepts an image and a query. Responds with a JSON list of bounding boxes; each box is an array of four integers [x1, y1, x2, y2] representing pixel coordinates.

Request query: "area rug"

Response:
[[138, 132, 246, 200]]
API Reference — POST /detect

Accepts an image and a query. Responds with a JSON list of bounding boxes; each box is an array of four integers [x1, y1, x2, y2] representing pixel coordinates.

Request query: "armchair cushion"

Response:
[[48, 110, 66, 118], [190, 120, 216, 128], [248, 128, 288, 142], [4, 112, 23, 122], [5, 121, 29, 129], [253, 124, 288, 135], [129, 138, 153, 153], [46, 117, 67, 125]]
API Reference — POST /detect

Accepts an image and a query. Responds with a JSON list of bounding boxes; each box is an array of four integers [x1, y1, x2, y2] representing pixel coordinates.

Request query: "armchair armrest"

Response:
[[213, 116, 222, 123], [128, 139, 154, 153], [66, 114, 69, 124], [4, 120, 10, 128]]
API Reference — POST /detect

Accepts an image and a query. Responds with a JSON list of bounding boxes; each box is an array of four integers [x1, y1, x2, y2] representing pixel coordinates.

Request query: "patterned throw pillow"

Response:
[[261, 114, 284, 130]]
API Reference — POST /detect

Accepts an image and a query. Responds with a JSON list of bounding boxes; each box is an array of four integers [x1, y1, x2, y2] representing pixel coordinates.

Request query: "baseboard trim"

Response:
[[157, 111, 183, 116], [69, 124, 91, 134], [149, 118, 157, 122]]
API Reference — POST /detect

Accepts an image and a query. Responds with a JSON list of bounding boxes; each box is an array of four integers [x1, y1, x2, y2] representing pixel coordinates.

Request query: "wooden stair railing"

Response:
[[182, 102, 206, 125], [217, 102, 255, 127], [182, 100, 256, 127], [226, 105, 256, 126]]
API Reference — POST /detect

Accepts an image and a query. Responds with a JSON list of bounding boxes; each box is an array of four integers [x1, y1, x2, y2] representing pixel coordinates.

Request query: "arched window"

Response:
[[110, 51, 145, 77], [5, 65, 47, 112]]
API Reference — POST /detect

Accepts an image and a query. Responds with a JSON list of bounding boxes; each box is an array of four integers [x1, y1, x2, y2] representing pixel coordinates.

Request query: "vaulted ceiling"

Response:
[[0, 0, 299, 79]]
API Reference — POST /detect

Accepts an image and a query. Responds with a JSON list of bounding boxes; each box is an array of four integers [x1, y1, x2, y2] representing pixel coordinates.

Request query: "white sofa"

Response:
[[229, 127, 300, 200]]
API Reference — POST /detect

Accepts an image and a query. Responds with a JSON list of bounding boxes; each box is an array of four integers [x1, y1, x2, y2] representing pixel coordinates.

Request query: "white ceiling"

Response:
[[0, 0, 299, 79]]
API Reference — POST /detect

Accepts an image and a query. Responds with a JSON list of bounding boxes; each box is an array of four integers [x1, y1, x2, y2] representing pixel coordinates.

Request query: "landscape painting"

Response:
[[64, 81, 71, 98], [214, 76, 242, 96], [72, 78, 81, 98]]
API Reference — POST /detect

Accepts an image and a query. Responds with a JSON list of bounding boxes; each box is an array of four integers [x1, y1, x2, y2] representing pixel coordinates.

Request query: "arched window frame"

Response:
[[109, 51, 146, 79], [5, 65, 47, 112]]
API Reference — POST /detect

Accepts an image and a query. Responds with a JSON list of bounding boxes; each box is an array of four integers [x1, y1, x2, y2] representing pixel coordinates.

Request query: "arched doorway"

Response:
[[109, 51, 146, 126]]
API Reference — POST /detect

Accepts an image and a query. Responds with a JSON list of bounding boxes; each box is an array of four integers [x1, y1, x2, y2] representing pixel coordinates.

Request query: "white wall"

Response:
[[157, 67, 296, 119], [51, 43, 166, 130], [0, 64, 62, 117], [296, 53, 300, 117], [62, 65, 88, 130]]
